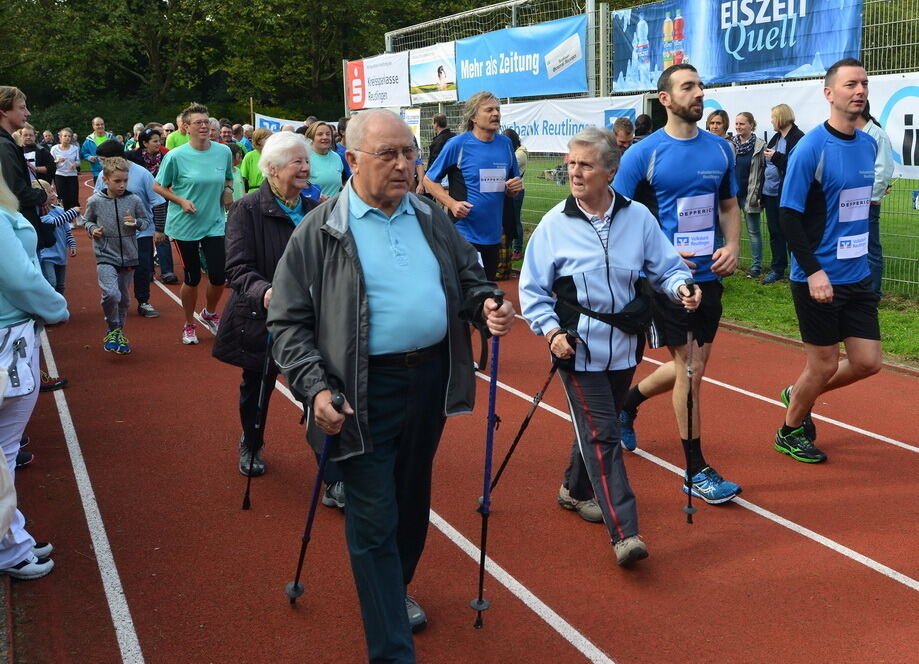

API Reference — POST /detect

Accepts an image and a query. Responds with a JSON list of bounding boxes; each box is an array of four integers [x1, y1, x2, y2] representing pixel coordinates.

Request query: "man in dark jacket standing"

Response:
[[427, 113, 455, 168], [268, 109, 514, 664], [0, 87, 49, 250]]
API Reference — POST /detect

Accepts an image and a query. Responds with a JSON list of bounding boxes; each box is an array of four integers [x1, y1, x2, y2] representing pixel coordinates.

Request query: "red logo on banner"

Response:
[[347, 60, 365, 110]]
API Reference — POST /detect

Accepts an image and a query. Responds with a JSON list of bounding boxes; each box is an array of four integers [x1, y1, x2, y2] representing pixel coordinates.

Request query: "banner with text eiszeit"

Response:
[[613, 0, 862, 92], [699, 72, 919, 179], [254, 113, 304, 131], [456, 15, 588, 101], [347, 52, 411, 110], [409, 42, 458, 104], [501, 95, 644, 153]]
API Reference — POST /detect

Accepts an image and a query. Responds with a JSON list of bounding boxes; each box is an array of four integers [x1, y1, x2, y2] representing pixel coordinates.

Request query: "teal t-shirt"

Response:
[[309, 149, 344, 197], [155, 141, 233, 241]]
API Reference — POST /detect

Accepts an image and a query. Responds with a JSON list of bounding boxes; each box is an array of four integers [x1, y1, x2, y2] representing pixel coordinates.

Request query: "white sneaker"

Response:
[[182, 324, 199, 345], [2, 554, 54, 580], [33, 542, 53, 558]]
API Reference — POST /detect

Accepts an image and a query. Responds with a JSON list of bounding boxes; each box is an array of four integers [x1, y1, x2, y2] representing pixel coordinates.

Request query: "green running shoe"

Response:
[[775, 426, 827, 463], [781, 385, 817, 441]]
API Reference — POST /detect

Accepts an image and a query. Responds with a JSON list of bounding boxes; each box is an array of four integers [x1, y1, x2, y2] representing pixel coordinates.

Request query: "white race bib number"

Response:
[[836, 232, 868, 259], [838, 186, 871, 223], [479, 168, 506, 193], [676, 193, 715, 232], [673, 231, 715, 256]]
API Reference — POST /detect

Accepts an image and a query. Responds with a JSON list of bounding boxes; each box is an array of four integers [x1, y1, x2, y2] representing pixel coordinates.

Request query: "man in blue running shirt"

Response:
[[774, 58, 882, 464], [424, 91, 523, 280], [613, 64, 743, 505]]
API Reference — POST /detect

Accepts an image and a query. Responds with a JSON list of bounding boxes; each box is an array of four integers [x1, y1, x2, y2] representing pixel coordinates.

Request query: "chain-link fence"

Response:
[[383, 0, 919, 295]]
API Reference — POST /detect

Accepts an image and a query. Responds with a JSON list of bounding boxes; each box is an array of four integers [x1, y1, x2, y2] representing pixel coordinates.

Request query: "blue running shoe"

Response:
[[103, 329, 120, 353], [618, 410, 638, 451], [682, 466, 741, 504], [114, 329, 132, 355]]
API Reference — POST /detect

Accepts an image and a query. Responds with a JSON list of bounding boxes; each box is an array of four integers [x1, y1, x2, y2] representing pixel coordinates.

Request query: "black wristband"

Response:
[[548, 328, 566, 345]]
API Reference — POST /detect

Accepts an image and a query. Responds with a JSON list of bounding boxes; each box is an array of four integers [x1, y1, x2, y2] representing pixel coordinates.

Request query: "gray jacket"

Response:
[[738, 137, 766, 213], [83, 189, 149, 267], [267, 183, 495, 461]]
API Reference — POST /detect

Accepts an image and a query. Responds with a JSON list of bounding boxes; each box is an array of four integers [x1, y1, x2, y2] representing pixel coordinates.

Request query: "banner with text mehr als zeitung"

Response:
[[456, 15, 588, 101], [613, 0, 862, 92], [347, 51, 411, 110]]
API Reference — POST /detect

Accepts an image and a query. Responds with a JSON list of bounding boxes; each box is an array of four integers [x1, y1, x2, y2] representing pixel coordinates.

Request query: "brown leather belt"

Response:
[[369, 341, 445, 369]]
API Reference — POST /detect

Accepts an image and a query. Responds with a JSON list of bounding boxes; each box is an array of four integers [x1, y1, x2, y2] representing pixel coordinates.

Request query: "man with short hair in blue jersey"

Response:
[[613, 63, 743, 505], [423, 90, 523, 280], [775, 59, 882, 464]]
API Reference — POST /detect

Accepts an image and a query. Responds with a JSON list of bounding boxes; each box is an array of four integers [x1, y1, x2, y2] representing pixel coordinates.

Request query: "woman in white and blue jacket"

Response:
[[519, 127, 699, 567], [0, 171, 68, 580]]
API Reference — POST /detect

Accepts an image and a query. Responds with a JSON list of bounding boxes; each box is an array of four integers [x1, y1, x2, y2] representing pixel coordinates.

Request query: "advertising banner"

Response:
[[700, 72, 919, 179], [410, 42, 458, 104], [613, 0, 862, 92], [346, 52, 411, 110], [501, 95, 645, 153], [400, 108, 422, 144], [456, 15, 588, 101], [254, 113, 304, 132]]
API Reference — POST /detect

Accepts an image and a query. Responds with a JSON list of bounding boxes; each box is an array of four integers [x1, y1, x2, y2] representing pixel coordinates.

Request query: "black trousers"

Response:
[[338, 352, 448, 664], [561, 368, 638, 544], [134, 236, 153, 304], [54, 175, 79, 210]]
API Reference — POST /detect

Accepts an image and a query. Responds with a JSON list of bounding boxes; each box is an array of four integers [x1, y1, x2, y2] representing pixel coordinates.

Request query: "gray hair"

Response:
[[258, 131, 310, 177], [242, 124, 253, 132], [163, 122, 176, 131], [132, 122, 144, 134], [208, 117, 220, 131], [463, 91, 500, 131], [346, 109, 406, 160], [568, 126, 620, 173]]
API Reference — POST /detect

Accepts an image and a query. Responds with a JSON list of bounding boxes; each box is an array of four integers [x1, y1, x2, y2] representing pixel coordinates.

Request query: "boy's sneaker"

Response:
[[618, 410, 638, 451], [114, 330, 132, 355], [321, 481, 346, 509], [775, 426, 827, 463], [200, 309, 221, 332], [103, 329, 120, 352], [780, 385, 817, 441], [2, 554, 54, 580], [613, 535, 648, 567], [182, 324, 199, 345], [682, 467, 741, 504], [39, 370, 68, 392], [137, 302, 160, 318], [557, 484, 603, 523]]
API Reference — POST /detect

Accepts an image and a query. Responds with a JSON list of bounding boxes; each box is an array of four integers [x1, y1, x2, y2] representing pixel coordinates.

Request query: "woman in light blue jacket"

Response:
[[0, 170, 68, 580], [519, 127, 699, 568]]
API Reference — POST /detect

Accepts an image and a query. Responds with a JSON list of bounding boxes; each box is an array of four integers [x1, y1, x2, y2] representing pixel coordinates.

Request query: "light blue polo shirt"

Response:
[[347, 188, 447, 355]]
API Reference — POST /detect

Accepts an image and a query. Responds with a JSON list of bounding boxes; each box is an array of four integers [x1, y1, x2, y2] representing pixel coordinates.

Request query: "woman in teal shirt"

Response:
[[306, 122, 344, 197]]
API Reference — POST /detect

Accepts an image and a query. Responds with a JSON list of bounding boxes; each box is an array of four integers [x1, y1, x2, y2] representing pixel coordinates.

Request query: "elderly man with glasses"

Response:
[[268, 108, 514, 664]]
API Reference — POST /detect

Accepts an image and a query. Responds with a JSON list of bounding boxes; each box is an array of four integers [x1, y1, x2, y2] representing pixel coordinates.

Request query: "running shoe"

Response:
[[161, 273, 179, 285], [200, 309, 221, 332], [137, 302, 160, 318], [32, 542, 53, 558], [746, 267, 762, 279], [761, 271, 783, 285], [321, 481, 345, 509], [15, 451, 33, 469], [114, 329, 132, 355], [613, 535, 648, 567], [781, 385, 817, 441], [238, 435, 265, 476], [182, 324, 199, 345], [774, 426, 827, 463], [103, 329, 120, 352], [682, 467, 741, 504], [557, 484, 603, 523], [405, 595, 427, 633], [618, 410, 638, 451], [39, 370, 68, 392], [1, 554, 54, 580]]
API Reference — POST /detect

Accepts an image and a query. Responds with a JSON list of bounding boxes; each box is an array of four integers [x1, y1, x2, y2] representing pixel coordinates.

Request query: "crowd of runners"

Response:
[[0, 56, 893, 663]]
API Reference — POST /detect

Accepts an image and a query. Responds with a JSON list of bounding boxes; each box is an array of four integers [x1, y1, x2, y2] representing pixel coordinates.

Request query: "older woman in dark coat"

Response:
[[213, 131, 322, 479]]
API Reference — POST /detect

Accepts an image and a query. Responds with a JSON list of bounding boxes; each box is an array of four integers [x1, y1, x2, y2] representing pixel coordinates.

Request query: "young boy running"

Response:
[[775, 58, 882, 463], [83, 157, 149, 354]]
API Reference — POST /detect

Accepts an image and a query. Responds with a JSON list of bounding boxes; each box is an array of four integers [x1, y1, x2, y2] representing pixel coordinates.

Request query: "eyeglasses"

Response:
[[350, 146, 417, 162], [189, 119, 210, 127]]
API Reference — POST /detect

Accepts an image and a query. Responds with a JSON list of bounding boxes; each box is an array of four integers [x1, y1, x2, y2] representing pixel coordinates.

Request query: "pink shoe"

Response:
[[200, 309, 221, 332], [182, 324, 199, 345]]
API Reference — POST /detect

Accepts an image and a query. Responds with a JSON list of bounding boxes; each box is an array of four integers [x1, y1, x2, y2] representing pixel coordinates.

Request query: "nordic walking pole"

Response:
[[472, 289, 504, 629], [489, 329, 577, 493], [242, 332, 274, 510], [285, 386, 345, 605], [682, 278, 697, 525]]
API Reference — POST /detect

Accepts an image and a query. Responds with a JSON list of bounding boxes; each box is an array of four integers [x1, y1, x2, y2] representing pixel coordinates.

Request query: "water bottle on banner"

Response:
[[635, 13, 651, 84]]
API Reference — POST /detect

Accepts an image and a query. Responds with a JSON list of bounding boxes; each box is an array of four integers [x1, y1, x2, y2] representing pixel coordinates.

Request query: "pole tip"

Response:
[[285, 581, 305, 603]]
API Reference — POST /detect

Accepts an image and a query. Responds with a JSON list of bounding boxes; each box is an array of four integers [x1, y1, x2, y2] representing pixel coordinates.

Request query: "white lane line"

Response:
[[40, 332, 146, 664], [430, 513, 615, 664], [153, 280, 612, 662], [640, 357, 918, 453], [476, 371, 919, 593]]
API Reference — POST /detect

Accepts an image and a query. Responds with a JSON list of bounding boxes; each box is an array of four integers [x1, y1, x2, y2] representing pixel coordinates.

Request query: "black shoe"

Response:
[[137, 303, 160, 318], [19, 434, 30, 447], [774, 426, 827, 463], [15, 451, 33, 469], [780, 385, 816, 441], [405, 595, 427, 633], [161, 273, 179, 285], [238, 436, 265, 476]]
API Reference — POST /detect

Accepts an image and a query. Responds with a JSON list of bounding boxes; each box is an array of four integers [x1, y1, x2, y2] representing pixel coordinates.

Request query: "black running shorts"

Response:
[[647, 280, 723, 349], [790, 276, 880, 346]]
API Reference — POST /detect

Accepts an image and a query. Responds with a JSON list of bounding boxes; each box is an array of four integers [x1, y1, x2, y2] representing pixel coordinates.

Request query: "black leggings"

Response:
[[54, 175, 79, 210], [174, 236, 226, 287]]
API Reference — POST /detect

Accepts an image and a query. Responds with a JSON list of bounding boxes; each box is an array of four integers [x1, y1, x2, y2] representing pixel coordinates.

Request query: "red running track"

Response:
[[9, 178, 919, 662]]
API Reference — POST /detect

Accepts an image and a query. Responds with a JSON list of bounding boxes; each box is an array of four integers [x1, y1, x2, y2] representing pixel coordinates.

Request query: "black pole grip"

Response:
[[684, 278, 696, 297], [493, 289, 505, 308]]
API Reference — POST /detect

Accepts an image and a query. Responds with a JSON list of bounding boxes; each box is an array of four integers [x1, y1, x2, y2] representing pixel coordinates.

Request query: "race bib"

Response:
[[676, 193, 715, 232], [479, 168, 506, 193], [837, 232, 868, 259], [838, 186, 871, 223], [673, 231, 715, 256]]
